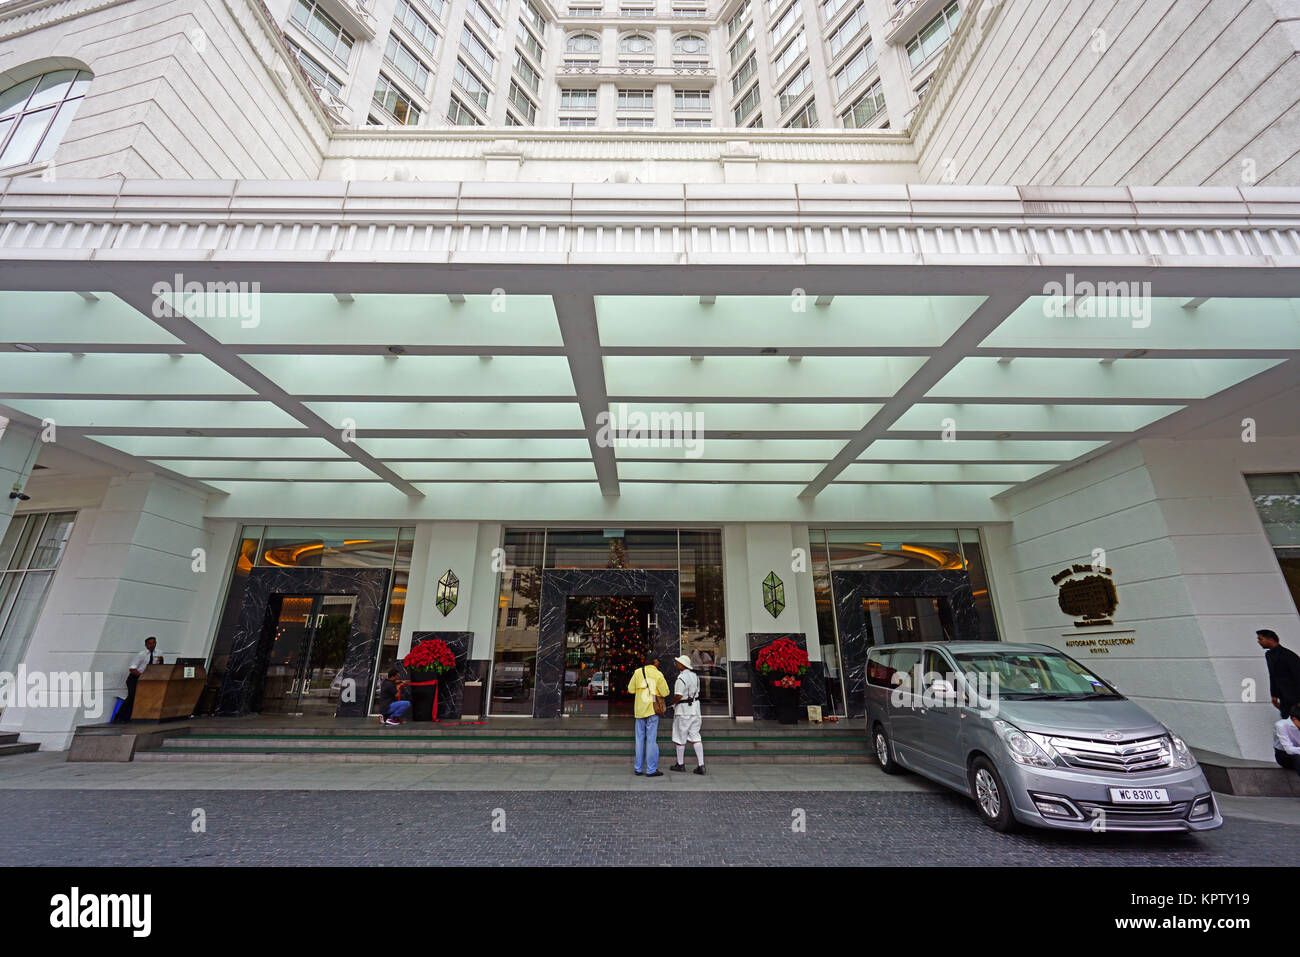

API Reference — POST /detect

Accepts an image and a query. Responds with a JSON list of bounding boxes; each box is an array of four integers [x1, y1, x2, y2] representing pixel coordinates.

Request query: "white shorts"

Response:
[[672, 713, 702, 744]]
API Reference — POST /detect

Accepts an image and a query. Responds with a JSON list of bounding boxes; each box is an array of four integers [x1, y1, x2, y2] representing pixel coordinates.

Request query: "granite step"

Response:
[[136, 746, 873, 765], [164, 733, 868, 751], [0, 741, 39, 757]]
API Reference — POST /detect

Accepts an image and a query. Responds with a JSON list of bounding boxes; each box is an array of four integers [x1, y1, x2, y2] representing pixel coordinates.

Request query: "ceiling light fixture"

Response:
[[12, 343, 38, 352], [387, 345, 407, 355], [185, 429, 203, 437]]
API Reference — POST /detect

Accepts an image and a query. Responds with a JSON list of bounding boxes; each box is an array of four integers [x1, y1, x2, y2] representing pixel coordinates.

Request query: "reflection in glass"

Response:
[[680, 529, 728, 714], [825, 528, 964, 571], [490, 529, 545, 714]]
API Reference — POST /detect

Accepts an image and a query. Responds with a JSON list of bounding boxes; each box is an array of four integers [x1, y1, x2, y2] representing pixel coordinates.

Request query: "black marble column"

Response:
[[746, 633, 826, 720], [536, 568, 680, 719], [831, 569, 978, 718], [406, 631, 473, 720], [216, 566, 391, 717]]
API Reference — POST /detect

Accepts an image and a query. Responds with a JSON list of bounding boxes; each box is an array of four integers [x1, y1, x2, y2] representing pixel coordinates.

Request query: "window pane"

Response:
[[9, 513, 45, 570], [0, 77, 38, 118], [26, 70, 77, 110], [0, 570, 53, 674], [0, 513, 29, 569], [491, 529, 545, 714], [259, 526, 399, 567], [1247, 473, 1300, 546], [824, 528, 963, 571], [28, 511, 75, 568], [32, 98, 82, 162], [0, 105, 55, 166]]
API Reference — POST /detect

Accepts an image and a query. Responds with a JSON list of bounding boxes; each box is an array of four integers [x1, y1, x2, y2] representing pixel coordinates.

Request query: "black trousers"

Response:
[[117, 672, 139, 722]]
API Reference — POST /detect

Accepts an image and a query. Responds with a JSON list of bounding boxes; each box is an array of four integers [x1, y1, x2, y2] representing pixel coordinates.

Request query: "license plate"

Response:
[[1109, 787, 1169, 803]]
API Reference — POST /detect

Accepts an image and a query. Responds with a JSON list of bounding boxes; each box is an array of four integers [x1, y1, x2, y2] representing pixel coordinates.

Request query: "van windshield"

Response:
[[952, 651, 1120, 699]]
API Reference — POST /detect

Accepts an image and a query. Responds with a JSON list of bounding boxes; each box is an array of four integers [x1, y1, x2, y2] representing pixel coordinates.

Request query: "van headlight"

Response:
[[994, 719, 1056, 769], [1167, 731, 1197, 770]]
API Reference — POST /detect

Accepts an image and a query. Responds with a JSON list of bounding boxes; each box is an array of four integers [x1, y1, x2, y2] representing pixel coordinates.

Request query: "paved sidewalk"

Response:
[[0, 750, 930, 792]]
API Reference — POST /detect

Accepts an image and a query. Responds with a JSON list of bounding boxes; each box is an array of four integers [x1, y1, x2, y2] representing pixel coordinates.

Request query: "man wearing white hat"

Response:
[[668, 654, 705, 775]]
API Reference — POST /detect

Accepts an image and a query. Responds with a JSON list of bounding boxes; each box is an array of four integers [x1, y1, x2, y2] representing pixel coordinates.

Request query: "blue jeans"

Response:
[[384, 700, 412, 721], [634, 715, 660, 773]]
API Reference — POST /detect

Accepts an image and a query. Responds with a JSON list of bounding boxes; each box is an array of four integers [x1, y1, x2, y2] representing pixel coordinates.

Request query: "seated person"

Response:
[[1274, 704, 1300, 777], [377, 669, 411, 725]]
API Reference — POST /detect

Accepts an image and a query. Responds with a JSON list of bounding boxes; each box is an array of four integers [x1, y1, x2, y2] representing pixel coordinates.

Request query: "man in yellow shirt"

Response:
[[628, 654, 670, 777]]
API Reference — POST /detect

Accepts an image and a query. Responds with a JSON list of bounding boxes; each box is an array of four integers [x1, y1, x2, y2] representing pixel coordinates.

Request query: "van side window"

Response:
[[891, 649, 922, 693], [867, 650, 895, 687], [923, 649, 950, 688]]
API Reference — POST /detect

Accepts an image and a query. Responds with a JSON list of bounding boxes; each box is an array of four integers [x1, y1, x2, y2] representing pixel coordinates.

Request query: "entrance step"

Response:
[[132, 726, 873, 764], [0, 733, 39, 757]]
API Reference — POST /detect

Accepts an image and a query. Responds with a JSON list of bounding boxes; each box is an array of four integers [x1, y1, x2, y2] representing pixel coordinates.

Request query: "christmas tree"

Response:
[[598, 537, 643, 712]]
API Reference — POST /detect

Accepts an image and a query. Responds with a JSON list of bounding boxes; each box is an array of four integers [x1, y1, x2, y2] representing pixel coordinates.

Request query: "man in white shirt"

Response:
[[668, 654, 705, 775], [115, 636, 161, 722], [1275, 704, 1300, 780]]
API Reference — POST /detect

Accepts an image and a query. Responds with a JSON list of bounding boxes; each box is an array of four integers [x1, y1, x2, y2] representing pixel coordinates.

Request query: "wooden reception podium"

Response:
[[132, 661, 207, 721]]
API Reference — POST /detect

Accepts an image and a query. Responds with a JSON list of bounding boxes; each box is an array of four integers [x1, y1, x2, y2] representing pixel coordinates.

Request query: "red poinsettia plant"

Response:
[[773, 674, 801, 690], [402, 639, 456, 677], [756, 637, 809, 681]]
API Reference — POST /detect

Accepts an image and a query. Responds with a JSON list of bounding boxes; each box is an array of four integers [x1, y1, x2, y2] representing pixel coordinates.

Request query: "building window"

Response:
[[617, 116, 655, 126], [822, 0, 847, 21], [834, 39, 875, 95], [620, 33, 655, 55], [514, 50, 542, 91], [508, 80, 537, 121], [769, 0, 801, 47], [618, 88, 654, 109], [675, 117, 710, 127], [395, 0, 440, 56], [461, 25, 497, 73], [620, 3, 654, 16], [841, 77, 885, 127], [373, 73, 422, 123], [566, 32, 601, 55], [784, 98, 816, 127], [469, 0, 502, 42], [455, 59, 491, 109], [517, 20, 545, 63], [447, 93, 484, 125], [286, 40, 345, 97], [0, 511, 76, 675], [1246, 474, 1300, 618], [385, 34, 432, 92], [568, 4, 602, 15], [673, 34, 707, 56], [772, 30, 806, 77], [729, 22, 754, 65], [560, 88, 598, 109], [727, 0, 750, 37], [778, 62, 811, 112], [524, 0, 546, 32], [559, 115, 598, 126], [906, 0, 961, 70], [290, 0, 355, 66], [734, 82, 760, 124], [673, 4, 708, 16], [730, 54, 757, 95], [827, 2, 866, 58], [674, 89, 709, 110]]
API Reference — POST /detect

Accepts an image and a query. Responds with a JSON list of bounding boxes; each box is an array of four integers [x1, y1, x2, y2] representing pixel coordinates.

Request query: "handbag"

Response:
[[642, 667, 666, 715]]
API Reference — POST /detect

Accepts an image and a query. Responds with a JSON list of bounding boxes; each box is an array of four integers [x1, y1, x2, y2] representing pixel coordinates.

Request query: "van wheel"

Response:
[[969, 757, 1018, 832], [873, 725, 901, 775]]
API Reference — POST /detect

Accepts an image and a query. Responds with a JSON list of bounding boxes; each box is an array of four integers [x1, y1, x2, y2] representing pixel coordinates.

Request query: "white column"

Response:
[[0, 420, 41, 544]]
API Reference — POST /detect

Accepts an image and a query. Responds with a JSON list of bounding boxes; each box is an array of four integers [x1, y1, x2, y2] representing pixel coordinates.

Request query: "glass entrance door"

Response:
[[562, 594, 655, 717], [862, 596, 956, 645], [259, 593, 356, 715]]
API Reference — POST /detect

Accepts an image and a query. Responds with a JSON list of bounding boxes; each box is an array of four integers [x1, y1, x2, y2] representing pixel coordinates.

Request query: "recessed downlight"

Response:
[[185, 429, 203, 437], [12, 343, 38, 353], [387, 345, 407, 355]]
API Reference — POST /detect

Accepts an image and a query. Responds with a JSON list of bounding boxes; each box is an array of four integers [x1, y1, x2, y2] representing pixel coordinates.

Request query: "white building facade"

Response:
[[0, 0, 1297, 764]]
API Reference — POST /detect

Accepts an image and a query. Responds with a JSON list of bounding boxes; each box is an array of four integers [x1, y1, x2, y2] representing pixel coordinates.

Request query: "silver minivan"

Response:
[[865, 641, 1222, 833]]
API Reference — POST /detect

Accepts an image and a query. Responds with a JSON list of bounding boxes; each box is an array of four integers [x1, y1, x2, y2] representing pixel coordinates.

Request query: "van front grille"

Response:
[[1044, 734, 1172, 773]]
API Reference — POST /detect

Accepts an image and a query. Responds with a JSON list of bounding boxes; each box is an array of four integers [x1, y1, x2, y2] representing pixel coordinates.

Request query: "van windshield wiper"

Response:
[[1055, 692, 1117, 700]]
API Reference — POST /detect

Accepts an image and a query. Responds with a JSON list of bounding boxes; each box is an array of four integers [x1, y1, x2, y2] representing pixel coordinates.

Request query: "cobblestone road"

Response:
[[0, 789, 1293, 866]]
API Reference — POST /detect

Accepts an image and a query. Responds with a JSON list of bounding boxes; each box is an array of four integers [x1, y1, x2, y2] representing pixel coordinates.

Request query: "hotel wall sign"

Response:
[[1052, 563, 1118, 628]]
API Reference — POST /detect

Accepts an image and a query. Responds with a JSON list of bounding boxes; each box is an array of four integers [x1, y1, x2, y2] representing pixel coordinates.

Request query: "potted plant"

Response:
[[755, 637, 809, 725], [402, 639, 456, 721]]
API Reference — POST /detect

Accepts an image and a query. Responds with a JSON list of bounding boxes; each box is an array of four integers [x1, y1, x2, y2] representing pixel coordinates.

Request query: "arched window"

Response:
[[619, 33, 654, 55], [566, 33, 600, 54], [0, 69, 92, 169], [673, 34, 707, 56]]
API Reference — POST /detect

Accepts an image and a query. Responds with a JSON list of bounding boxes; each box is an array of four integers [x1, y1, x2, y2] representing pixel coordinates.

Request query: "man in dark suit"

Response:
[[1258, 629, 1300, 718]]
